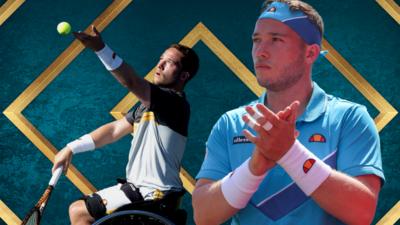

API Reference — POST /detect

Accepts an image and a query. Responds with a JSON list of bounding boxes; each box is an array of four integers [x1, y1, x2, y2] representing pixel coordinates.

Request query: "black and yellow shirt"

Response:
[[124, 84, 190, 197]]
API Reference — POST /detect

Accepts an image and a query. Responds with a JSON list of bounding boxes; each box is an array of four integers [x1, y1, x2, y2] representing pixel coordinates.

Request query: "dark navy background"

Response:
[[0, 1, 399, 224]]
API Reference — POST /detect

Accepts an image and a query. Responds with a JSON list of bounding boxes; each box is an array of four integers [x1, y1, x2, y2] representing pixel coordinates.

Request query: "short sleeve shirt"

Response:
[[196, 82, 384, 225]]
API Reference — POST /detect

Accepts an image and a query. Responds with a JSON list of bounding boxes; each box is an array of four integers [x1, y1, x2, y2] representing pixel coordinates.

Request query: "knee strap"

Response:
[[120, 182, 144, 203], [83, 193, 106, 220]]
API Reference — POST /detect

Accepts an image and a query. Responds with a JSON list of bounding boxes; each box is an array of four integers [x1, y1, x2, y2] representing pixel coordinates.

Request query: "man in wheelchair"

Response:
[[52, 25, 199, 225]]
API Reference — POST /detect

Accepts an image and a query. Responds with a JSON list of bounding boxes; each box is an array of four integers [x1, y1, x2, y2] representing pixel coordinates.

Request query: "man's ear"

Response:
[[305, 44, 320, 64], [180, 71, 190, 82]]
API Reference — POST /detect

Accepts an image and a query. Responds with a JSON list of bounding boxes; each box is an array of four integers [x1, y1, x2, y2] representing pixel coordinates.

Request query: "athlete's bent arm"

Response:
[[89, 117, 133, 148], [243, 103, 383, 225], [73, 25, 151, 107], [52, 117, 133, 173], [109, 62, 151, 107], [193, 108, 294, 224]]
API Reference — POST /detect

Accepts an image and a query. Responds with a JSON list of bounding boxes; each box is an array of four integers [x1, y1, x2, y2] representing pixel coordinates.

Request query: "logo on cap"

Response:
[[267, 7, 276, 12], [303, 158, 316, 173]]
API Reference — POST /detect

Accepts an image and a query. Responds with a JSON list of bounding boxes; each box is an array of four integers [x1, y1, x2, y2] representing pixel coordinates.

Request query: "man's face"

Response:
[[153, 47, 184, 88], [252, 19, 307, 92]]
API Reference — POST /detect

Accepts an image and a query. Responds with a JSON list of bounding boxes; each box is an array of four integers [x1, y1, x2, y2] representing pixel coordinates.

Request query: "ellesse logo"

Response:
[[303, 158, 316, 173], [309, 133, 326, 143]]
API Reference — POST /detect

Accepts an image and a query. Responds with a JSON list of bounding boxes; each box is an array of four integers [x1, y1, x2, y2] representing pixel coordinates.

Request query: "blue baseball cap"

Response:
[[258, 1, 322, 46]]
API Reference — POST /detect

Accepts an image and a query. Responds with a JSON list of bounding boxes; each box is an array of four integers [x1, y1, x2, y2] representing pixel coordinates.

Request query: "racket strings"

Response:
[[22, 210, 39, 225]]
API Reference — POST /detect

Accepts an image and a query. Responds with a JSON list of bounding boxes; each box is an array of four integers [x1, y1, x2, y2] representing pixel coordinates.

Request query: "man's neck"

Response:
[[157, 82, 184, 93], [264, 78, 313, 117]]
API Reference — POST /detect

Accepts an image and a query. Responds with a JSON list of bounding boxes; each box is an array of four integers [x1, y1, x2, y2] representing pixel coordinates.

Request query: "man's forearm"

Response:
[[193, 151, 274, 225], [74, 26, 151, 105], [276, 140, 380, 224], [311, 171, 380, 225], [89, 120, 131, 149], [93, 42, 151, 106], [192, 180, 239, 225], [110, 62, 151, 106]]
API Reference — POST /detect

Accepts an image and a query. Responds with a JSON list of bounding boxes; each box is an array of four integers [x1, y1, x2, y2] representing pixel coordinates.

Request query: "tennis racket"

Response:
[[21, 166, 63, 225]]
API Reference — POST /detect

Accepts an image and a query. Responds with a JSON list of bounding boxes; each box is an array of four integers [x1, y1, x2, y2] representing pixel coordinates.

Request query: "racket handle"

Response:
[[49, 166, 63, 187]]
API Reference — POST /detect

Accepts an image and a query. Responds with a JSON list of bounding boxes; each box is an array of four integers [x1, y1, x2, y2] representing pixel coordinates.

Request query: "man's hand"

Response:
[[249, 147, 276, 176], [73, 25, 105, 52], [52, 147, 73, 174], [243, 101, 300, 162], [246, 102, 300, 175]]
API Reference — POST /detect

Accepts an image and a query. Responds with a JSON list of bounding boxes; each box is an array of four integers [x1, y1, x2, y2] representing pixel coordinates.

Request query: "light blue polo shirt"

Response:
[[196, 82, 384, 225]]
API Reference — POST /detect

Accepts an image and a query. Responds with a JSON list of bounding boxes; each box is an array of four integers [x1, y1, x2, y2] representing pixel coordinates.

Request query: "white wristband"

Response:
[[95, 44, 123, 71], [277, 140, 332, 196], [67, 134, 95, 154], [221, 158, 267, 209]]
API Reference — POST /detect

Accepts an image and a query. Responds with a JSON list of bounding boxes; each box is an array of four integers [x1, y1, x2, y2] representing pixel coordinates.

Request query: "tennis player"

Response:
[[193, 1, 384, 224], [53, 26, 199, 225]]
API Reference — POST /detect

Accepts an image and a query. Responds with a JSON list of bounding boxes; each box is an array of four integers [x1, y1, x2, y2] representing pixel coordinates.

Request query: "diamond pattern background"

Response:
[[1, 0, 399, 224]]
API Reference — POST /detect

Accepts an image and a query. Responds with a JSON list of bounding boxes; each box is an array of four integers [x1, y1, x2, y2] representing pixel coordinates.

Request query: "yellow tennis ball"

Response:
[[57, 22, 71, 35]]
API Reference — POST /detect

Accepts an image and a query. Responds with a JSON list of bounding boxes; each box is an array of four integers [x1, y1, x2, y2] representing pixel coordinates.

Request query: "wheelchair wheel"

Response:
[[92, 210, 176, 225]]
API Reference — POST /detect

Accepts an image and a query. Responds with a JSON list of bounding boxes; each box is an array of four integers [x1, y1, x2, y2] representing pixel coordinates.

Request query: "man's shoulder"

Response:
[[326, 93, 365, 111], [150, 84, 189, 108], [325, 93, 371, 121]]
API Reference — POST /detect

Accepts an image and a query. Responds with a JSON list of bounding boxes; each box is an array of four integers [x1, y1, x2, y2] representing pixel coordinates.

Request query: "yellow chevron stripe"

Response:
[[141, 112, 156, 122]]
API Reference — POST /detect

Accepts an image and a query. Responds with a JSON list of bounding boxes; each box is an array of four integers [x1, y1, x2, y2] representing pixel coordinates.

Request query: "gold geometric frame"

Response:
[[1, 1, 399, 224], [0, 0, 25, 26], [376, 0, 400, 24]]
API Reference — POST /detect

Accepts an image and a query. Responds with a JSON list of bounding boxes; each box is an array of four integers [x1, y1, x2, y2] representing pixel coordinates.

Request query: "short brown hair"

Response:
[[261, 0, 324, 36], [169, 43, 200, 83]]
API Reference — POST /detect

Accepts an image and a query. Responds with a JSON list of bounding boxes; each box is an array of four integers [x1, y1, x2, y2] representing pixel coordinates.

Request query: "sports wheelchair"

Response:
[[92, 190, 187, 225]]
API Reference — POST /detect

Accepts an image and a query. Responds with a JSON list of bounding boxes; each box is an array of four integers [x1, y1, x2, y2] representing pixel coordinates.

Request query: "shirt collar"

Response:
[[257, 82, 327, 122], [297, 82, 327, 122]]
